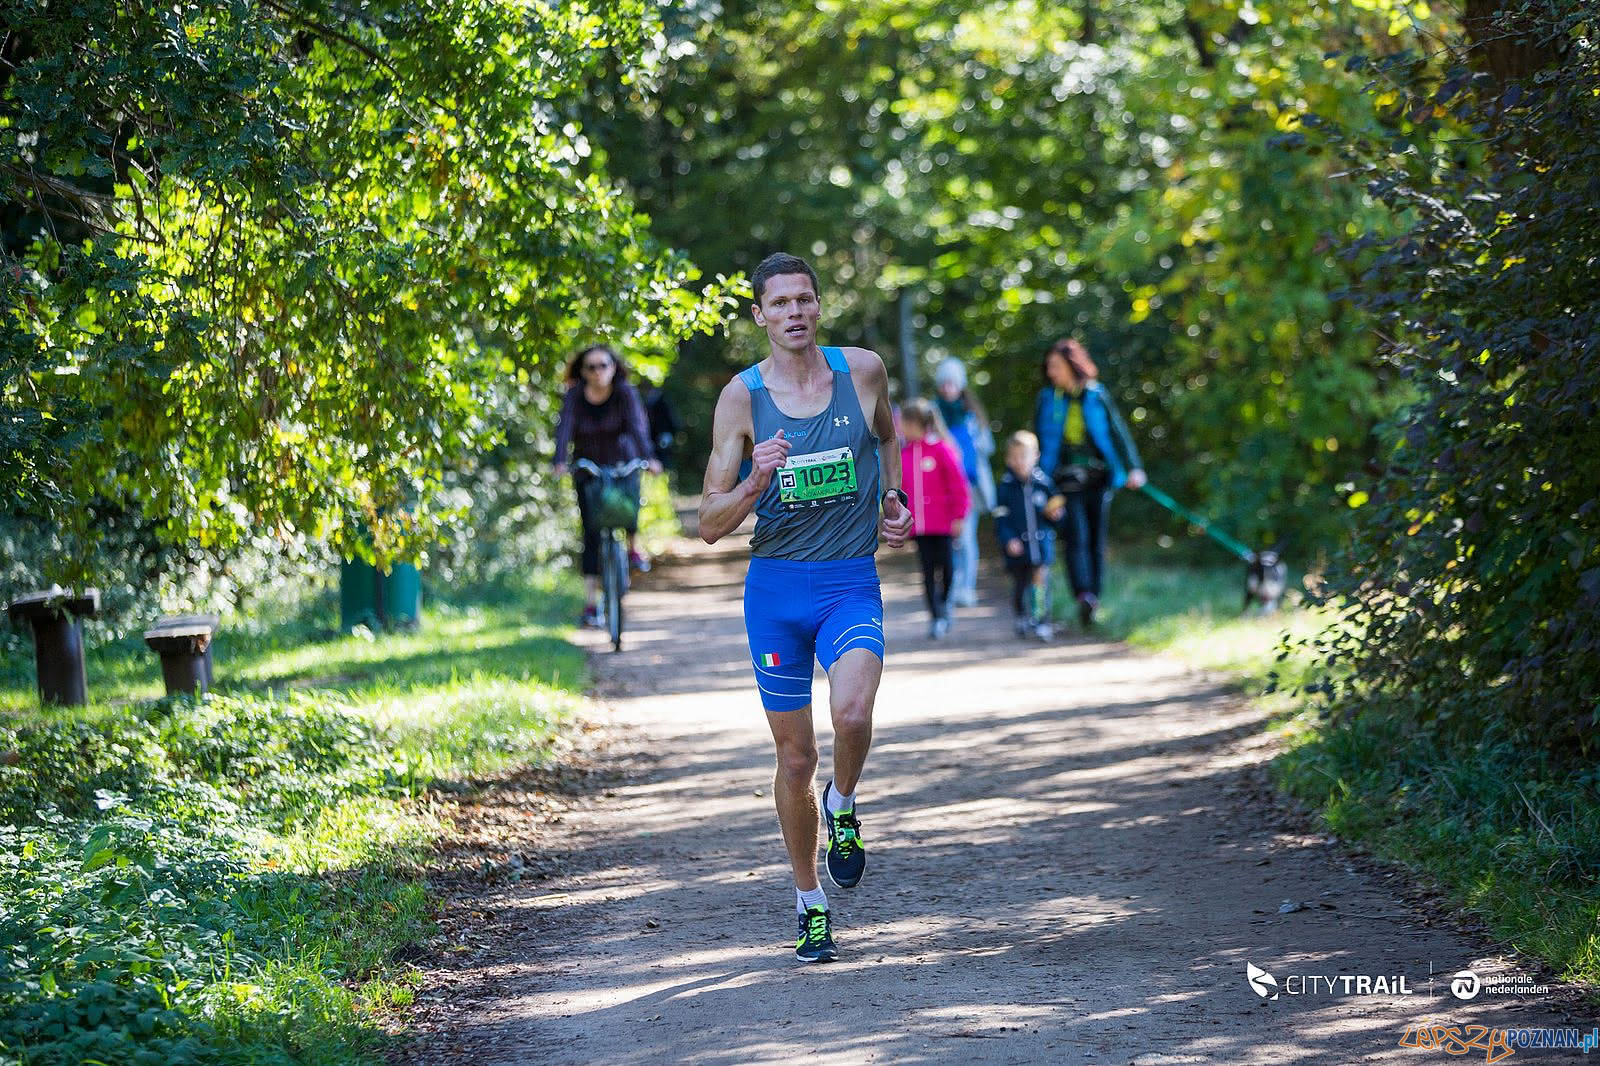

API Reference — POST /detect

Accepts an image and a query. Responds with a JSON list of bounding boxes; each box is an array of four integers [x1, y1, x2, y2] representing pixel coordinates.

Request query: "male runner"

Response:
[[699, 252, 912, 963]]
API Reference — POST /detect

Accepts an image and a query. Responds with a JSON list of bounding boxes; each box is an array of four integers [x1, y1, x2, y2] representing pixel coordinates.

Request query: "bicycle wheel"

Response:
[[604, 534, 625, 651]]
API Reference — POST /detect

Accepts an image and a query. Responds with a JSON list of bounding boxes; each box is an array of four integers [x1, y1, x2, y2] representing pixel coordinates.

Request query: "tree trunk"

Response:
[[1462, 0, 1565, 86]]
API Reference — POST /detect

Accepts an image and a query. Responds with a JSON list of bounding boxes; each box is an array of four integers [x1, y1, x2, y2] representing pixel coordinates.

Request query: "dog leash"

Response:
[[1137, 483, 1255, 562]]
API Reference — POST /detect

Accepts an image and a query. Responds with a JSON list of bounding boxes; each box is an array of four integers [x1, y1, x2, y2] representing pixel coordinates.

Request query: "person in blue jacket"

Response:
[[1034, 338, 1147, 629]]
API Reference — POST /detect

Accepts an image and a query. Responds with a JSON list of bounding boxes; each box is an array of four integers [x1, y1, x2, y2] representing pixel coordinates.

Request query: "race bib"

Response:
[[777, 446, 858, 512]]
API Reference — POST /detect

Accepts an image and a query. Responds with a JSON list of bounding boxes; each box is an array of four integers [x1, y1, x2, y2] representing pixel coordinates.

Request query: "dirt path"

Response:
[[401, 536, 1589, 1065]]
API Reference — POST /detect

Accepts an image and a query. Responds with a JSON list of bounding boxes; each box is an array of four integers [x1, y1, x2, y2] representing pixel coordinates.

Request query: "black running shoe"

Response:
[[822, 781, 867, 888], [1078, 594, 1097, 629], [795, 906, 837, 963]]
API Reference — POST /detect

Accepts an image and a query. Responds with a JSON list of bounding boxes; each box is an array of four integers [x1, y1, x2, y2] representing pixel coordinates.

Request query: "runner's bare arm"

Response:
[[699, 379, 784, 543], [849, 348, 912, 546], [868, 366, 900, 494]]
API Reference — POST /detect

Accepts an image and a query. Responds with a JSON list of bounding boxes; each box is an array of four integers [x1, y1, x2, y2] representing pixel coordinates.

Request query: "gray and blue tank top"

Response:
[[742, 346, 881, 561]]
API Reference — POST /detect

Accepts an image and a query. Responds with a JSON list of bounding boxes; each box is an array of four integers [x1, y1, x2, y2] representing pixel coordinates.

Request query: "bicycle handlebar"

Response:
[[572, 457, 651, 478]]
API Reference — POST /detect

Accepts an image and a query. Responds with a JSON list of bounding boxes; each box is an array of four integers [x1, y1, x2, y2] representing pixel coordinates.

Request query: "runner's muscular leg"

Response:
[[827, 648, 882, 797], [765, 706, 821, 890]]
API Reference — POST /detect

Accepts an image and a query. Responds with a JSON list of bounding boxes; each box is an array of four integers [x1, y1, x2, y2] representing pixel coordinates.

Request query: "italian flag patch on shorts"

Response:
[[761, 652, 782, 667]]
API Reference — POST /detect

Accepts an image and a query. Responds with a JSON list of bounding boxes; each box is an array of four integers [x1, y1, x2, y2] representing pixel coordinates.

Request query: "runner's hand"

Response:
[[648, 460, 664, 476], [553, 463, 568, 480], [880, 490, 912, 548], [1006, 538, 1024, 557], [749, 428, 791, 492], [1126, 468, 1147, 490]]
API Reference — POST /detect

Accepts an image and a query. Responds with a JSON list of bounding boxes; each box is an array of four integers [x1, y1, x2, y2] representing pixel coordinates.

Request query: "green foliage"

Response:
[[0, 695, 409, 1064], [1307, 2, 1600, 750], [1, 1, 734, 600], [586, 0, 1421, 548], [0, 573, 582, 1064], [0, 693, 415, 827]]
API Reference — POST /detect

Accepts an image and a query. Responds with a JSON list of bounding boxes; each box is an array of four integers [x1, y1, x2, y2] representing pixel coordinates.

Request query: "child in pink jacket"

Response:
[[900, 398, 972, 638]]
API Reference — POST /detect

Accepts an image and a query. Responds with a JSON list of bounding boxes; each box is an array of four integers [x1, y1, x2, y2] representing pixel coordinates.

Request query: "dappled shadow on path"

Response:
[[399, 548, 1590, 1066]]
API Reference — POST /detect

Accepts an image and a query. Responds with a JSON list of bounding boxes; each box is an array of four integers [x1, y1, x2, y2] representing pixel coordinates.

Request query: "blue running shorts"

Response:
[[744, 555, 885, 712]]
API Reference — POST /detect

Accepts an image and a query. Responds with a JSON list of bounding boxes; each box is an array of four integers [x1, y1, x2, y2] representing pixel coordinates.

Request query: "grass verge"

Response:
[[1276, 705, 1600, 987], [0, 572, 586, 1065], [1047, 557, 1325, 694]]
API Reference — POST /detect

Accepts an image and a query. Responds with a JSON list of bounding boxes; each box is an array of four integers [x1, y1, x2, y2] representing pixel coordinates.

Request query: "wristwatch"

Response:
[[882, 487, 909, 509]]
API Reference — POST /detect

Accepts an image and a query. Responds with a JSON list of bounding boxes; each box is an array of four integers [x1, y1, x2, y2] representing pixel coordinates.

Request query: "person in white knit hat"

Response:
[[932, 357, 996, 608]]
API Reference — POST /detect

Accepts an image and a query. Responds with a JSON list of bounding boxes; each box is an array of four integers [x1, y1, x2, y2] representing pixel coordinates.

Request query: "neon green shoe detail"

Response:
[[795, 906, 837, 962], [822, 780, 867, 888]]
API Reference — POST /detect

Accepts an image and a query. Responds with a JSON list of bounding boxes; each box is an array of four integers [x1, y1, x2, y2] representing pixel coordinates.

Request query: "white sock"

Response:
[[797, 885, 828, 914], [824, 781, 854, 813]]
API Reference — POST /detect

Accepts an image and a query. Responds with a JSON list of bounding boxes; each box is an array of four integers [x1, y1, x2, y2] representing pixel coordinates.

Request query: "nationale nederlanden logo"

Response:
[[1451, 970, 1483, 1000]]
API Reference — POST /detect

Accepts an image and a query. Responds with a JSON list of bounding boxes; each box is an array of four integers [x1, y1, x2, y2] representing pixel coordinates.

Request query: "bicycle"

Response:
[[573, 457, 650, 651]]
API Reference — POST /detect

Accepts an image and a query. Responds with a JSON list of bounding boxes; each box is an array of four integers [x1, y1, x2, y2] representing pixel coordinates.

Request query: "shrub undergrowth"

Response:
[[1276, 3, 1600, 995], [0, 576, 583, 1065]]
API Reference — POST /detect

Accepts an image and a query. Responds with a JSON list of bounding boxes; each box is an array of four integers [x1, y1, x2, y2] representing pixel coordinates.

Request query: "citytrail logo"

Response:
[[1246, 962, 1415, 999], [1247, 963, 1279, 1000]]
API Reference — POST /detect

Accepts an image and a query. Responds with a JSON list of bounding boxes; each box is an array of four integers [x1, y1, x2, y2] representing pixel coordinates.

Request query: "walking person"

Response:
[[643, 382, 681, 471], [932, 358, 996, 608], [553, 344, 662, 627], [698, 252, 912, 963], [1034, 337, 1146, 629], [993, 430, 1062, 640], [898, 398, 970, 640]]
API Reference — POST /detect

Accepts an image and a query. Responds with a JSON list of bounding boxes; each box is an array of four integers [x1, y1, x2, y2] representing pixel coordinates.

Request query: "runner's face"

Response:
[[753, 274, 819, 352]]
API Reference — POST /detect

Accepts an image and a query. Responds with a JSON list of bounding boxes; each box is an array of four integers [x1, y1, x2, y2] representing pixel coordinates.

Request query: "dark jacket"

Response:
[[1034, 382, 1142, 490], [992, 466, 1057, 568], [644, 387, 680, 463], [553, 383, 654, 469]]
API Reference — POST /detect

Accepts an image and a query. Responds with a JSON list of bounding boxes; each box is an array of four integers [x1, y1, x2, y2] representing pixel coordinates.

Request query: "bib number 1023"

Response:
[[777, 447, 858, 511]]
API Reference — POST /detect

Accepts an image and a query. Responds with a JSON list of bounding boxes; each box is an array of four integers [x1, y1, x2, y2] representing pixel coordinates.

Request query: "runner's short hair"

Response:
[[752, 252, 820, 305]]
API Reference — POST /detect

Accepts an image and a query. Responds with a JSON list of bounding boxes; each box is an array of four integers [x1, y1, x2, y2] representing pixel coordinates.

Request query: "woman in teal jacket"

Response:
[[1033, 338, 1146, 628]]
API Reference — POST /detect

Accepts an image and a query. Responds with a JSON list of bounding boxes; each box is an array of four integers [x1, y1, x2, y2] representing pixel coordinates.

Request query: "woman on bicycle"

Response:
[[1034, 337, 1146, 630], [553, 344, 661, 627]]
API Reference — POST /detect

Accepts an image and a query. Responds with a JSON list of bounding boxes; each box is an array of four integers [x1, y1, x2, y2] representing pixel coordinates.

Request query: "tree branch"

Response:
[[257, 0, 399, 80], [1184, 16, 1216, 69]]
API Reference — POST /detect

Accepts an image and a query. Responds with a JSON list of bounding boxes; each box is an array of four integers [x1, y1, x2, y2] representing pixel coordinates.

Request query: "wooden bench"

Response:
[[6, 587, 100, 707], [143, 613, 219, 696]]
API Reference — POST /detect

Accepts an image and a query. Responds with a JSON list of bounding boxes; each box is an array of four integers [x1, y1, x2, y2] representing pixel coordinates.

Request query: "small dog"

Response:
[[1244, 550, 1287, 612]]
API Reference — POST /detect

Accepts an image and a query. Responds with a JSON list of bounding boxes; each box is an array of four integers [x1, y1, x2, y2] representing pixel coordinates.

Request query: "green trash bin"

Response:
[[379, 563, 422, 631], [340, 558, 381, 633]]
